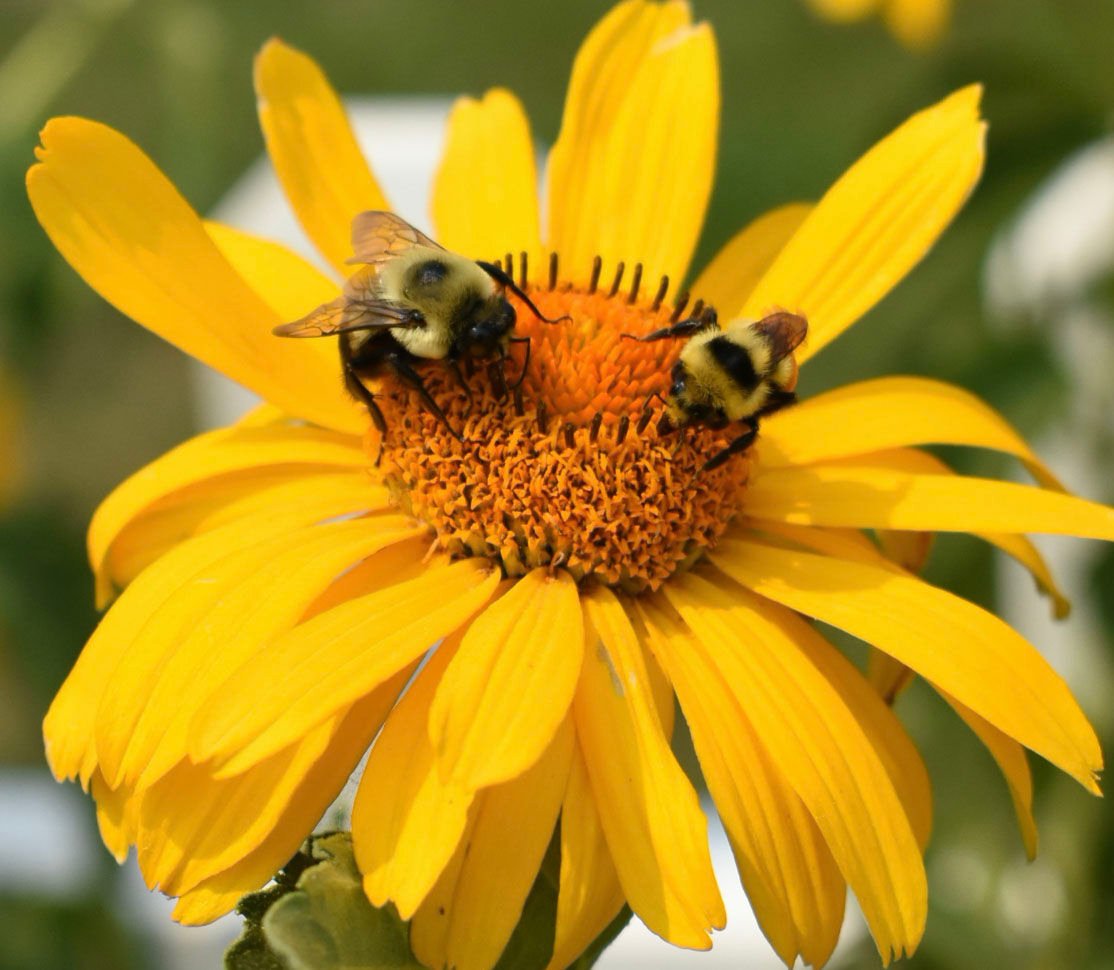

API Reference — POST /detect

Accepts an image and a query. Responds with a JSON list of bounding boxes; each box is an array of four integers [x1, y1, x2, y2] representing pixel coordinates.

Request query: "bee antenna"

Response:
[[476, 260, 571, 326]]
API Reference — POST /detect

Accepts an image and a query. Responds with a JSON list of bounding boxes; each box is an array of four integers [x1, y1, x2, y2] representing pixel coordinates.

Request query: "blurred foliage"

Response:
[[1, 0, 1113, 968]]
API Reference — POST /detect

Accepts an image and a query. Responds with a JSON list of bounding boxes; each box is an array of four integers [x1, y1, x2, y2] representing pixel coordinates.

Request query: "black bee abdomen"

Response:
[[707, 336, 758, 390], [415, 259, 449, 286]]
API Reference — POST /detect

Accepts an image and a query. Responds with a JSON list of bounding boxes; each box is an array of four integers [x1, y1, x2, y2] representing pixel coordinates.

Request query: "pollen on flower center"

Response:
[[373, 258, 750, 592]]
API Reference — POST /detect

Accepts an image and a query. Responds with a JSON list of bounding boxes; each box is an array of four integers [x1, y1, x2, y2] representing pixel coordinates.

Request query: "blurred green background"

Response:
[[2, 0, 1113, 968]]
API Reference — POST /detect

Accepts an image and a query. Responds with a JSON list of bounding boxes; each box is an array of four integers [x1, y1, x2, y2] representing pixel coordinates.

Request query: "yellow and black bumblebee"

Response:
[[628, 306, 807, 470], [274, 211, 563, 436]]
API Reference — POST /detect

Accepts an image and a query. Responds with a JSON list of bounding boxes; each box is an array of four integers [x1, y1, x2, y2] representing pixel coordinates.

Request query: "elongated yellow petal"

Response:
[[713, 538, 1103, 793], [45, 496, 384, 790], [410, 719, 573, 970], [167, 688, 404, 924], [546, 745, 627, 970], [353, 630, 474, 919], [432, 89, 541, 263], [743, 518, 888, 566], [91, 769, 136, 863], [88, 422, 368, 601], [430, 569, 583, 791], [139, 714, 339, 894], [691, 203, 812, 317], [123, 517, 425, 791], [637, 597, 845, 968], [97, 517, 408, 789], [574, 585, 724, 949], [742, 87, 985, 364], [190, 560, 500, 774], [665, 572, 926, 963], [756, 593, 933, 851], [254, 39, 388, 274], [983, 532, 1071, 620], [204, 220, 339, 321], [27, 117, 360, 431], [759, 376, 1063, 490], [547, 2, 716, 287], [746, 461, 1114, 541], [940, 690, 1038, 859]]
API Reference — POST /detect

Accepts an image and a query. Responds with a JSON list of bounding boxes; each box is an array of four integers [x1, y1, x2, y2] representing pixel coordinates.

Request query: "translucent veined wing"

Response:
[[752, 311, 808, 360], [272, 295, 417, 338], [348, 210, 444, 266]]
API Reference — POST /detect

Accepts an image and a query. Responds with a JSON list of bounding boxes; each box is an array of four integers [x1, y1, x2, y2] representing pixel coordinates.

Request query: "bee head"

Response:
[[464, 297, 517, 355]]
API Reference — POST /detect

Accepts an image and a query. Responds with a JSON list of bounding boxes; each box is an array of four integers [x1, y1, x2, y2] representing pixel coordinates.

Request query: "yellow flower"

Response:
[[807, 0, 951, 49], [28, 1, 1109, 967]]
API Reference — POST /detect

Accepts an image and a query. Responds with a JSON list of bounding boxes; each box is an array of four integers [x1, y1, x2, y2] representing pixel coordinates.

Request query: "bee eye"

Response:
[[415, 259, 448, 286]]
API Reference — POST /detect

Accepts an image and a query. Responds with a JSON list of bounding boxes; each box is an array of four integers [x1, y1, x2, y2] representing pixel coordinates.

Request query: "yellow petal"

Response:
[[939, 690, 1039, 859], [637, 597, 845, 968], [665, 572, 926, 963], [746, 461, 1114, 541], [875, 529, 934, 573], [758, 376, 1064, 490], [91, 769, 137, 863], [410, 718, 573, 970], [691, 203, 813, 317], [89, 421, 367, 591], [983, 532, 1071, 620], [868, 650, 916, 706], [430, 569, 583, 791], [432, 89, 541, 263], [44, 494, 385, 790], [353, 630, 474, 920], [204, 220, 339, 321], [712, 538, 1103, 793], [742, 87, 985, 364], [743, 518, 888, 566], [302, 535, 433, 620], [97, 516, 413, 790], [26, 117, 360, 431], [124, 517, 425, 791], [546, 745, 627, 970], [166, 687, 405, 922], [189, 559, 500, 774], [574, 585, 724, 949], [884, 0, 950, 49], [254, 39, 389, 274], [546, 2, 717, 287]]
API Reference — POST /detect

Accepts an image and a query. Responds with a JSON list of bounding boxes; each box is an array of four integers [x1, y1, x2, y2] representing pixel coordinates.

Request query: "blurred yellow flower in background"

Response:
[[26, 0, 1111, 967], [807, 0, 951, 49]]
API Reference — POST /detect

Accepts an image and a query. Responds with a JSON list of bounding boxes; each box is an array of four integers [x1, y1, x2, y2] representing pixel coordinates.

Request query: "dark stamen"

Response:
[[670, 291, 690, 323], [608, 262, 625, 298], [691, 298, 705, 320], [513, 385, 525, 416], [636, 407, 653, 435], [588, 412, 603, 444], [519, 251, 528, 289], [651, 275, 669, 312], [615, 414, 630, 445], [588, 255, 602, 295], [536, 400, 548, 434], [488, 360, 507, 400], [548, 252, 559, 291], [563, 422, 577, 449], [627, 263, 643, 305], [504, 253, 514, 276]]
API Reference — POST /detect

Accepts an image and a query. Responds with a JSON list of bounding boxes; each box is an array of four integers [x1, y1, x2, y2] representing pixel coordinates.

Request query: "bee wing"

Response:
[[347, 211, 444, 266], [753, 311, 808, 360], [272, 295, 418, 338]]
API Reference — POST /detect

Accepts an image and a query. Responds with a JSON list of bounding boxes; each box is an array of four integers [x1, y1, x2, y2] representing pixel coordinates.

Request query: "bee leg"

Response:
[[703, 420, 758, 472], [447, 359, 473, 407], [621, 307, 719, 343], [343, 358, 388, 435], [506, 335, 531, 390], [387, 352, 463, 442], [476, 260, 572, 324]]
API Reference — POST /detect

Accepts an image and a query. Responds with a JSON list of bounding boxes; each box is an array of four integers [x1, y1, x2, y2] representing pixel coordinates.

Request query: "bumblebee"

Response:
[[274, 211, 562, 436], [628, 307, 807, 470]]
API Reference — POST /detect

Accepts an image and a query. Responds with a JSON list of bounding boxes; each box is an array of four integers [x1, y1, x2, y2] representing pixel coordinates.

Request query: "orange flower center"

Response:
[[373, 261, 750, 592]]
